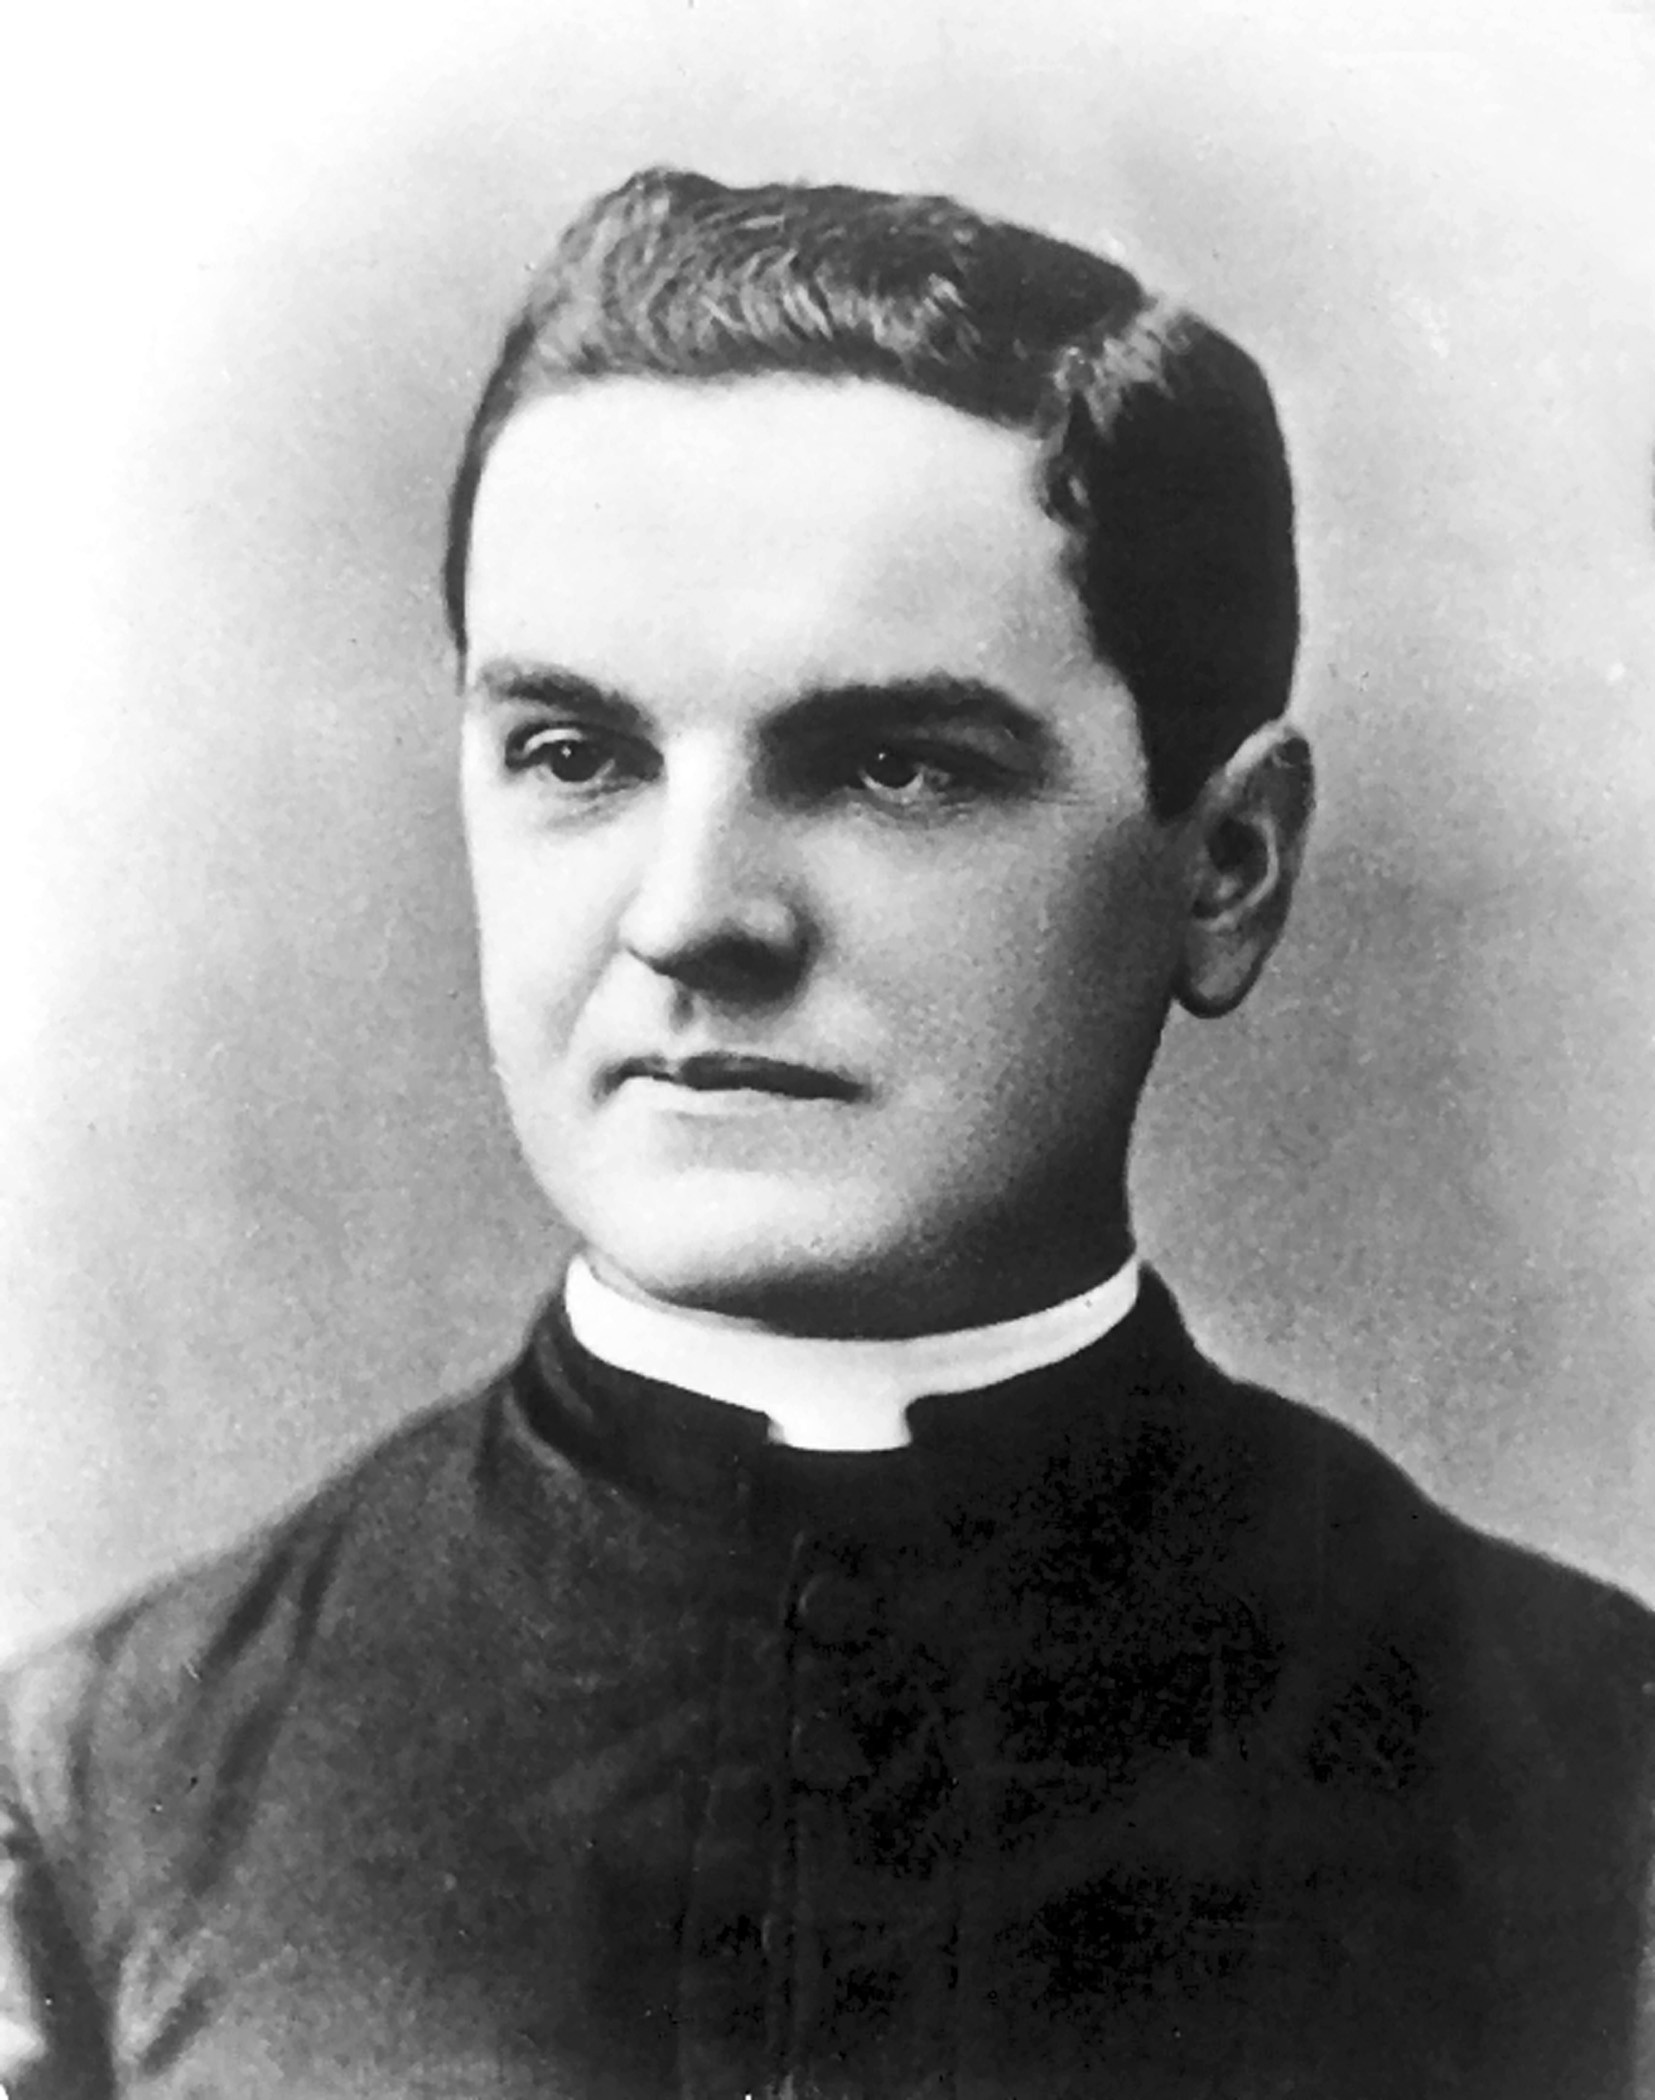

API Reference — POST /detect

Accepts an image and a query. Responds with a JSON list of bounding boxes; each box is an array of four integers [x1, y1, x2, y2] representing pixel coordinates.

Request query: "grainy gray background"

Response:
[[3, 0, 1652, 1658]]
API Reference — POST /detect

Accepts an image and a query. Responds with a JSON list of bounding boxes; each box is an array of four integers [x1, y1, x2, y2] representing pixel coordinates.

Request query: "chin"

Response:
[[564, 1178, 929, 1335], [587, 1228, 874, 1328]]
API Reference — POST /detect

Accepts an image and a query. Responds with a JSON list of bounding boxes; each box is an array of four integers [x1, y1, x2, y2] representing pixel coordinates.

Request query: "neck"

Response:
[[564, 1252, 1143, 1451]]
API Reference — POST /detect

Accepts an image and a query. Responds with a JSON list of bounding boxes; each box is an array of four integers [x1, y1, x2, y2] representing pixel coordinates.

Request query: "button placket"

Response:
[[782, 1534, 964, 2094], [795, 1567, 886, 1650], [675, 1487, 794, 2100], [790, 1555, 888, 1796]]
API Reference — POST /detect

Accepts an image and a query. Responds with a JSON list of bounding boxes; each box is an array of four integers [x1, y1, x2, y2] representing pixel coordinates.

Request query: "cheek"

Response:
[[895, 830, 1173, 1014], [867, 833, 1181, 1133], [468, 836, 606, 1065]]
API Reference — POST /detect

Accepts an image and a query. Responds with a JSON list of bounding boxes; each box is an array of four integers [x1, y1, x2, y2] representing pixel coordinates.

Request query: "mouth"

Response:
[[607, 1052, 861, 1103]]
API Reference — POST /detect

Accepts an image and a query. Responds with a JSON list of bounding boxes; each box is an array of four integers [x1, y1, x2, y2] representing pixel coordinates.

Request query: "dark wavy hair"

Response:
[[444, 167, 1299, 817]]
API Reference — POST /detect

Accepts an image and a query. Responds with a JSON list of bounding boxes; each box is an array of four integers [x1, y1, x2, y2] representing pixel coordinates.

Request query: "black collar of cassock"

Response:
[[503, 1265, 1218, 1548]]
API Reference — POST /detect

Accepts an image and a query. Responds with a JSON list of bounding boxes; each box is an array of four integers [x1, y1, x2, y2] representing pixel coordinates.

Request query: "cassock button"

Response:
[[790, 1711, 873, 1791], [795, 1570, 882, 1647]]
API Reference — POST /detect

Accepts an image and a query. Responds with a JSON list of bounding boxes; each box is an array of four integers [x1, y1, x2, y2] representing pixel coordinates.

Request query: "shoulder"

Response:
[[0, 1384, 503, 1860], [1258, 1366, 1651, 1641], [1173, 1339, 1655, 1772]]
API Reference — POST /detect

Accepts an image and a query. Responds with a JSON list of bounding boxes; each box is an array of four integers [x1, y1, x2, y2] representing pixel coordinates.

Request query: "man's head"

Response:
[[446, 167, 1299, 822], [453, 170, 1312, 1336]]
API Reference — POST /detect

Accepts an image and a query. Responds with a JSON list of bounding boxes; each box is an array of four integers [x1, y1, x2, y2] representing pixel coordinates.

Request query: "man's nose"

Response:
[[615, 761, 809, 1003]]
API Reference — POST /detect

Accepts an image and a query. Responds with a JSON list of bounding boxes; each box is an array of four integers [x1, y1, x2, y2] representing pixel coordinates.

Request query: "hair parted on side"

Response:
[[445, 166, 1299, 817]]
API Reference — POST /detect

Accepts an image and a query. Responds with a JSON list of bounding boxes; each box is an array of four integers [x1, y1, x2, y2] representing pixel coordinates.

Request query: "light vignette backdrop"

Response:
[[2, 0, 1653, 1656]]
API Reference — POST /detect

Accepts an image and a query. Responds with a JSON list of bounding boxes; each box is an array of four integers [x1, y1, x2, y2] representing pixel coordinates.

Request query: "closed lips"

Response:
[[613, 1055, 860, 1099]]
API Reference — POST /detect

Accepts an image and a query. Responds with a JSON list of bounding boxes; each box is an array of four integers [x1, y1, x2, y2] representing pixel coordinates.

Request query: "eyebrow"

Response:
[[781, 678, 1053, 758], [467, 661, 649, 733], [468, 660, 1053, 755]]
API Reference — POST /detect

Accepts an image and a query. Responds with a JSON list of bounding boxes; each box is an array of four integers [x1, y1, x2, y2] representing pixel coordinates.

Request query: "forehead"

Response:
[[463, 377, 1097, 703]]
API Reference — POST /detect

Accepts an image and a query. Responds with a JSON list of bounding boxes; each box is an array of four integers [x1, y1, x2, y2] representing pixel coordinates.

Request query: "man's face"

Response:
[[462, 377, 1195, 1336]]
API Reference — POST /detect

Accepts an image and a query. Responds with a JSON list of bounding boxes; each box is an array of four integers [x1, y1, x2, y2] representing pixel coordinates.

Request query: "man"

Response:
[[2, 167, 1651, 2099]]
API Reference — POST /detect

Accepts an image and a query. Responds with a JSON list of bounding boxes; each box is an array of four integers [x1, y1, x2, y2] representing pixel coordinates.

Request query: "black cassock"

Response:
[[3, 1272, 1652, 2098]]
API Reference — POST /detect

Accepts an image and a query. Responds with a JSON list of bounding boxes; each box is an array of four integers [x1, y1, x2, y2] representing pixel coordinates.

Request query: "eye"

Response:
[[538, 733, 611, 784], [851, 743, 971, 806], [504, 723, 644, 791]]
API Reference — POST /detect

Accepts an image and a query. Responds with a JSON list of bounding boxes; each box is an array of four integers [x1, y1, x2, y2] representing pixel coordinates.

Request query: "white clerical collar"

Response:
[[563, 1253, 1141, 1452]]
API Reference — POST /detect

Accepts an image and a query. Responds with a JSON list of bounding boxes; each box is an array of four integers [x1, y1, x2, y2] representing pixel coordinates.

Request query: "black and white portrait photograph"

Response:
[[2, 0, 1653, 2092]]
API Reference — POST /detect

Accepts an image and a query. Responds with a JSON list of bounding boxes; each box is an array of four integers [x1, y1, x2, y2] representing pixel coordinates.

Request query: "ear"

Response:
[[1175, 722, 1314, 1020]]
